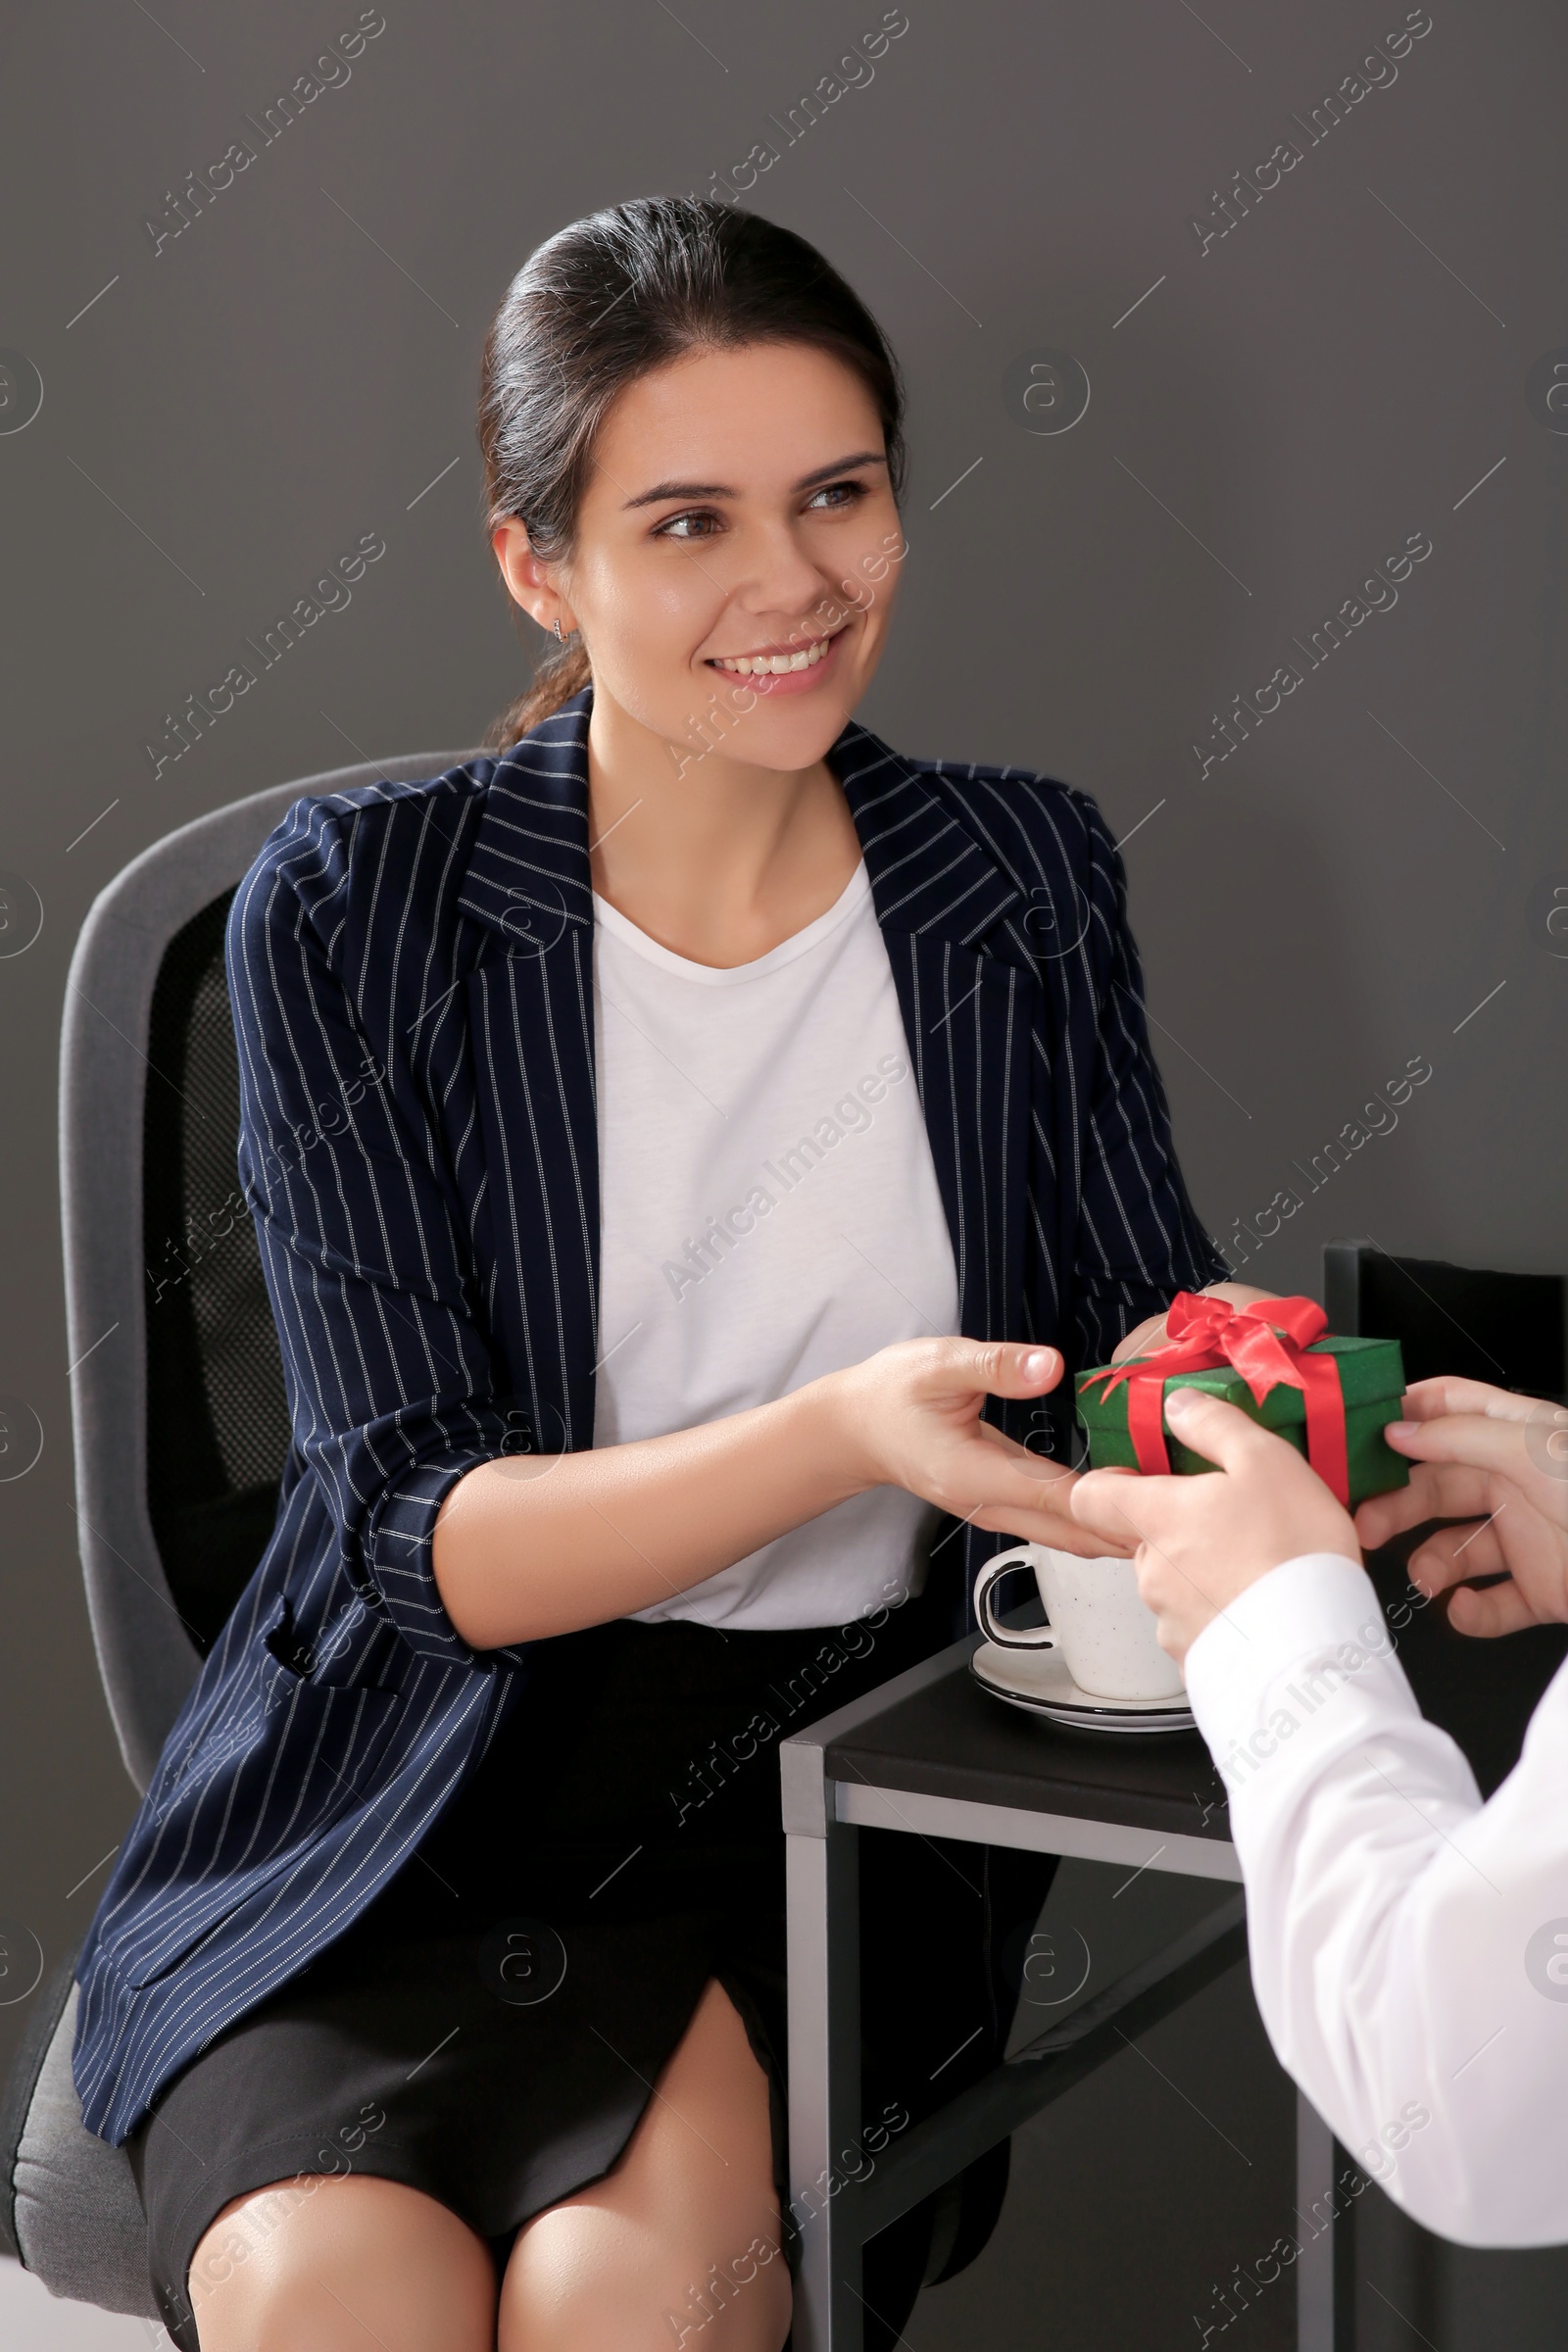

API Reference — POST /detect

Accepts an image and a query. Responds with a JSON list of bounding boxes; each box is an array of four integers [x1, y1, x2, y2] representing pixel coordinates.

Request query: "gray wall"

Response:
[[3, 0, 1563, 2339]]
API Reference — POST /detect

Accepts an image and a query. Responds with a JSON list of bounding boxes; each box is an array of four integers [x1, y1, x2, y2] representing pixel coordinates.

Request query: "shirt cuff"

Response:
[[1182, 1551, 1414, 1769]]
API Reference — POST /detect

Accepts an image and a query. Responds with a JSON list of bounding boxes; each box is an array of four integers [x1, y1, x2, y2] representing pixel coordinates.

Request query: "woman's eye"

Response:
[[656, 511, 721, 541], [807, 480, 867, 512], [654, 480, 868, 539]]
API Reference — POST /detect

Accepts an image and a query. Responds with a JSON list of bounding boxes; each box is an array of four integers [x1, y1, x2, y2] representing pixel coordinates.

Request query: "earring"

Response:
[[553, 618, 563, 642]]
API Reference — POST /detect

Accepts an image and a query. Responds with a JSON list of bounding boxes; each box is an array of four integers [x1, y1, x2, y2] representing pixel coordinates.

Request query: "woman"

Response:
[[74, 196, 1261, 2351]]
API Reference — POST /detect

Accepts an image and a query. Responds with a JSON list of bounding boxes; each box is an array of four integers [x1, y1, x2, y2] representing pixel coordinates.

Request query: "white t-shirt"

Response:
[[589, 858, 959, 1630]]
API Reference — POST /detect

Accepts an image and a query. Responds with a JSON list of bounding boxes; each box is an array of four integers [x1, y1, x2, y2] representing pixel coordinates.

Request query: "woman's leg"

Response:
[[499, 1976, 791, 2352], [187, 2173, 498, 2351]]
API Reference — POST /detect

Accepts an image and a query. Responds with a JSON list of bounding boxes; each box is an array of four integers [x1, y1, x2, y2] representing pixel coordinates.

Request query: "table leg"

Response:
[[1296, 2090, 1339, 2352], [787, 1814, 863, 2352]]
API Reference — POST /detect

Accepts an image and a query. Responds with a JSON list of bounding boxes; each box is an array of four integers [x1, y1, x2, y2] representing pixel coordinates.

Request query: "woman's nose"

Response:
[[729, 520, 841, 629]]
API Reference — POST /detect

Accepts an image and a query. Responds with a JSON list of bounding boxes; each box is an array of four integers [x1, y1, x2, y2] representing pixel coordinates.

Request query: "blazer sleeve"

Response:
[[226, 796, 516, 1669], [1067, 791, 1231, 1371]]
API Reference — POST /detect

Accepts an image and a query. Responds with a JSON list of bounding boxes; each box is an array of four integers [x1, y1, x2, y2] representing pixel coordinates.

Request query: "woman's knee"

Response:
[[499, 2202, 791, 2350], [499, 1978, 790, 2349], [653, 2227, 793, 2350], [187, 2172, 496, 2351]]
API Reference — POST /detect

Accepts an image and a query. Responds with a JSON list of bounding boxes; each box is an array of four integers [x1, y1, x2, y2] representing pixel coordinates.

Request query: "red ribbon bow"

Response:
[[1079, 1292, 1350, 1504]]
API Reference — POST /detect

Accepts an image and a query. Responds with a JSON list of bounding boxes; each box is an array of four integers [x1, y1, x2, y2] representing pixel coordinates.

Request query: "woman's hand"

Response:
[[1067, 1387, 1360, 1661], [832, 1338, 1134, 1559], [1353, 1378, 1568, 1637], [434, 1333, 1120, 1648]]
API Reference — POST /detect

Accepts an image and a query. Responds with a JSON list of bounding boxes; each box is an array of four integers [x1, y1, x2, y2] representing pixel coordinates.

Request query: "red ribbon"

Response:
[[1079, 1292, 1350, 1504]]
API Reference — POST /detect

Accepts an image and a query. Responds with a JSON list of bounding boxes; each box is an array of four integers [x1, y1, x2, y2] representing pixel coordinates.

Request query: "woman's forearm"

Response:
[[431, 1374, 868, 1649]]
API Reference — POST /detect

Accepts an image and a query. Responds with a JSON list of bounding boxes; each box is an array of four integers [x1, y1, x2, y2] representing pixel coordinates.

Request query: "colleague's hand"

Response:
[[1067, 1387, 1360, 1661], [1353, 1378, 1568, 1637], [833, 1338, 1133, 1559]]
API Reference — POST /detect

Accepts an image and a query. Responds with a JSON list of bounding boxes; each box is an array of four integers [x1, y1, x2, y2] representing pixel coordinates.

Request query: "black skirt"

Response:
[[127, 1579, 1054, 2347]]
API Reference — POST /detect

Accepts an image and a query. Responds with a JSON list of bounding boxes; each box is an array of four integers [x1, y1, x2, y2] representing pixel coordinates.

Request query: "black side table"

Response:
[[782, 1634, 1344, 2351]]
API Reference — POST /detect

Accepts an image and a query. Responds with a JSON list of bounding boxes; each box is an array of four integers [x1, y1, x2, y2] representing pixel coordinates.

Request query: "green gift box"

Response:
[[1074, 1332, 1410, 1508]]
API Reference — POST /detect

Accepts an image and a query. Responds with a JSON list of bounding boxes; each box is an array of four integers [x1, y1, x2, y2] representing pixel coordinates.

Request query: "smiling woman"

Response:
[[474, 213, 920, 969], [489, 334, 906, 969], [76, 196, 1246, 2352]]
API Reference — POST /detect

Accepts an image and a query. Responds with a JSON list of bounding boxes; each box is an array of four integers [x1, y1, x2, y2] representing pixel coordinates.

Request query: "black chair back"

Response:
[[61, 752, 480, 1790], [1324, 1237, 1566, 1400], [142, 887, 295, 1655]]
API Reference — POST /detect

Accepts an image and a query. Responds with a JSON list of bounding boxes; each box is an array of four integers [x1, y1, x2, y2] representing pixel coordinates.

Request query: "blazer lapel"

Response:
[[457, 698, 600, 1453], [454, 693, 1036, 1468]]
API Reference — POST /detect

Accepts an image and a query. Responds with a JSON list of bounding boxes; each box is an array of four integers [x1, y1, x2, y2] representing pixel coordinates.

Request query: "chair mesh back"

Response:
[[143, 890, 292, 1653]]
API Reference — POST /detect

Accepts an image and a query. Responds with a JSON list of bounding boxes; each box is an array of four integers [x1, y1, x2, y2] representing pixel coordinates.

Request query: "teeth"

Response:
[[713, 631, 837, 676]]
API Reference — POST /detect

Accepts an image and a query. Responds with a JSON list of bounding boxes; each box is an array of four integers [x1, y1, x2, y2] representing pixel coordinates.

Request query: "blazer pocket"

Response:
[[116, 1674, 402, 1989]]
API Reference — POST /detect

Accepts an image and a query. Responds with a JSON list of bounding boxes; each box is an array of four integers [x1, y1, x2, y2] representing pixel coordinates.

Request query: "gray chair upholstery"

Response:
[[13, 1983, 153, 2315], [3, 753, 479, 2317]]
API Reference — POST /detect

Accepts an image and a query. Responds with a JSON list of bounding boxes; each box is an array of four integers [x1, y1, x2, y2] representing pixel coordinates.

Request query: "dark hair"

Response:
[[475, 196, 907, 749]]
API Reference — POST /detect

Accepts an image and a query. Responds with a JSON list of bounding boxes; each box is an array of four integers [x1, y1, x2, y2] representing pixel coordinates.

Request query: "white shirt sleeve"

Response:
[[1183, 1551, 1568, 2246]]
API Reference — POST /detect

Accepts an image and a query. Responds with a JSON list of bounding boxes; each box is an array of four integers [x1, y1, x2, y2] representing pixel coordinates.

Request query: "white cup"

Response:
[[973, 1544, 1186, 1702]]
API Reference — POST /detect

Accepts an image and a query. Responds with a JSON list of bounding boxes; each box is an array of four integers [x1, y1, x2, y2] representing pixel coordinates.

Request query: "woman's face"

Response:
[[492, 340, 906, 775]]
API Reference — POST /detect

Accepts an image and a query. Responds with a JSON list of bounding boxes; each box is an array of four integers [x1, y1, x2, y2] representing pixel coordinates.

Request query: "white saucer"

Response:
[[970, 1640, 1197, 1736]]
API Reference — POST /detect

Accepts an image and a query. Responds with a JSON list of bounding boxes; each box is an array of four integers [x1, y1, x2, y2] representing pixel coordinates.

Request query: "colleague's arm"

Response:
[[1184, 1547, 1568, 2245], [1070, 1381, 1568, 2245]]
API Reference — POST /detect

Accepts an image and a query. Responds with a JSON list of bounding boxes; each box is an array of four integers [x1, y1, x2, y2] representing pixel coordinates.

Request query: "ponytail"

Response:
[[480, 636, 592, 751]]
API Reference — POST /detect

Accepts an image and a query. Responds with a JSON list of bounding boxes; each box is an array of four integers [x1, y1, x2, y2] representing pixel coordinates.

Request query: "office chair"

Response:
[[0, 743, 1028, 2327], [0, 752, 479, 2316]]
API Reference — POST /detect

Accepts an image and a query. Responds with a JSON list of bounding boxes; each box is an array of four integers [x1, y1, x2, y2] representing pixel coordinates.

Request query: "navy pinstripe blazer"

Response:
[[74, 685, 1228, 2143]]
